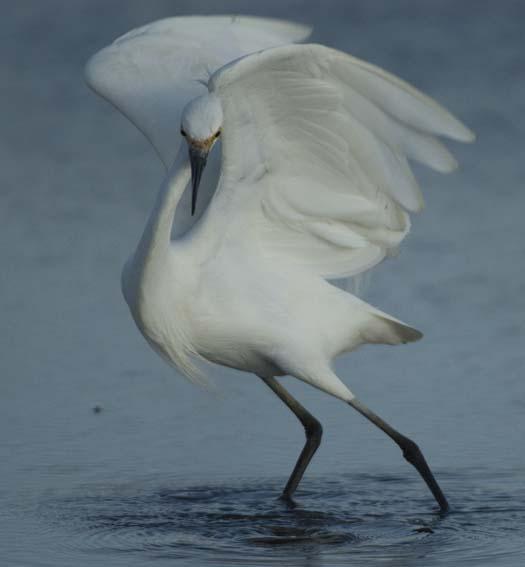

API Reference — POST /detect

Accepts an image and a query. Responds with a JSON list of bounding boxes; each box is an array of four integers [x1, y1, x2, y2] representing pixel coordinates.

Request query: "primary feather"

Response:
[[204, 43, 474, 279]]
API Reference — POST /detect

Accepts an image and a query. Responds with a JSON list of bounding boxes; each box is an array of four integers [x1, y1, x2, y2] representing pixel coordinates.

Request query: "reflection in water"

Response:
[[37, 472, 525, 567]]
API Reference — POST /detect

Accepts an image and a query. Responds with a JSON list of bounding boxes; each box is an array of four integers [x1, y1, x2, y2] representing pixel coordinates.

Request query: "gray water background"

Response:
[[1, 1, 524, 565]]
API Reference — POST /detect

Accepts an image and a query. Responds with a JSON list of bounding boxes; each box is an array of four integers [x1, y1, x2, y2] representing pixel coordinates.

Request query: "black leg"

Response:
[[261, 376, 323, 500], [348, 397, 449, 512]]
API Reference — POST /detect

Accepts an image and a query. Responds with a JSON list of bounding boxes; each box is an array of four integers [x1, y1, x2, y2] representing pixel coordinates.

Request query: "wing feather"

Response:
[[206, 44, 473, 278], [85, 16, 311, 168], [85, 16, 311, 236]]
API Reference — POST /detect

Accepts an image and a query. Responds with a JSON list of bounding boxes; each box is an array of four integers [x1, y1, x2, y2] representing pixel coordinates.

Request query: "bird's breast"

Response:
[[121, 251, 201, 375]]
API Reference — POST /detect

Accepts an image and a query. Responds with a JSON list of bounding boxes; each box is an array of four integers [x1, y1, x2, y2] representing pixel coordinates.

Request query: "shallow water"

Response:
[[7, 471, 525, 566], [2, 1, 525, 566]]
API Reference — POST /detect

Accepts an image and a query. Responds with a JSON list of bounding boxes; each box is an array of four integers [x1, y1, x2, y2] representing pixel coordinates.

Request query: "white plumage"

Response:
[[86, 15, 474, 511], [86, 15, 311, 236]]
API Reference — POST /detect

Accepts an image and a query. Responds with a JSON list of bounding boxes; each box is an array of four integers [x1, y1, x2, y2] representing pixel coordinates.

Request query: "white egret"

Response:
[[86, 15, 474, 512]]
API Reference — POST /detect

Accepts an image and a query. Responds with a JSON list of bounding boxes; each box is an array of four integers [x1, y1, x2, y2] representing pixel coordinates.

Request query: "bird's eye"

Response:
[[180, 128, 187, 137], [214, 130, 221, 139]]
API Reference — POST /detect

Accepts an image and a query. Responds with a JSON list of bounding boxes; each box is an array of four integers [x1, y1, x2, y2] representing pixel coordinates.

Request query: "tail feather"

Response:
[[362, 313, 423, 345]]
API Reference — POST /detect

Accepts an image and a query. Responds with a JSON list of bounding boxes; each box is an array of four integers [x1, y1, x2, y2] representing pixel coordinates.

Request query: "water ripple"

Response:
[[34, 471, 525, 566]]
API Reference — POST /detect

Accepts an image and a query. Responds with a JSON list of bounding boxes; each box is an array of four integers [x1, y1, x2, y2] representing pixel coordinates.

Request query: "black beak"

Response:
[[189, 146, 208, 216]]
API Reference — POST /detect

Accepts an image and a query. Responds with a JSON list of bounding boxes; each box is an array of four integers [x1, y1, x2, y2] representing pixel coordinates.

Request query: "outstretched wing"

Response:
[[208, 43, 474, 278], [85, 15, 311, 168], [85, 16, 310, 235]]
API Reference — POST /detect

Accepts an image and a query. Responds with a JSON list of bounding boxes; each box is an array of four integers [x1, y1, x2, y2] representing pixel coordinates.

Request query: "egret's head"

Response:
[[181, 93, 223, 215]]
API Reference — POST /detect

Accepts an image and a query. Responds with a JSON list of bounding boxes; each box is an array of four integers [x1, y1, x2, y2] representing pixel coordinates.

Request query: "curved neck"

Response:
[[134, 146, 191, 267]]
